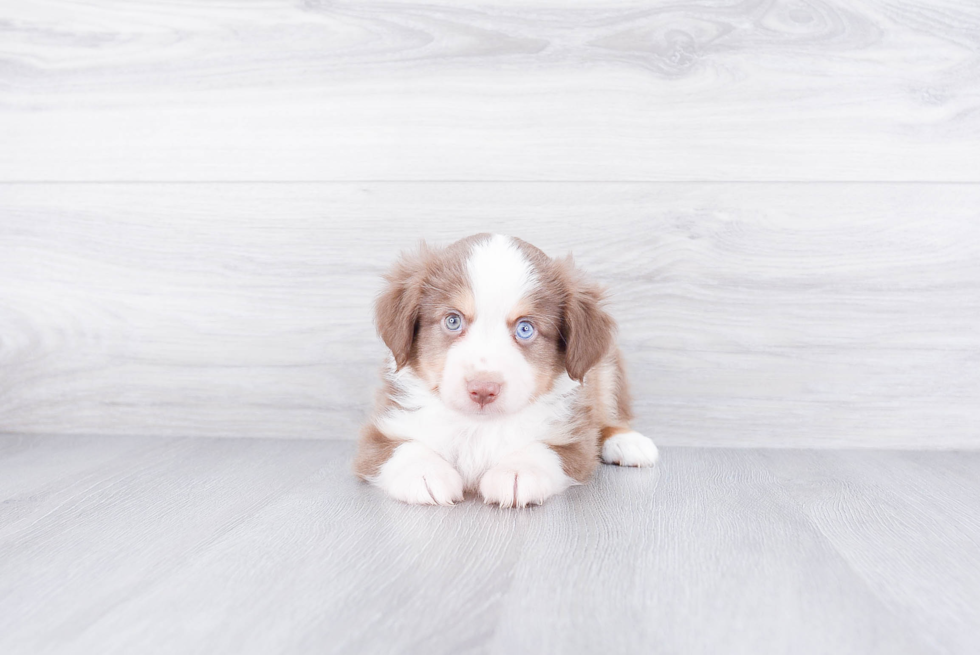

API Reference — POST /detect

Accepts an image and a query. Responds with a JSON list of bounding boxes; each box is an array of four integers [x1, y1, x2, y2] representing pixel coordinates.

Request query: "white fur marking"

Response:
[[479, 442, 574, 508], [601, 431, 659, 467], [467, 234, 537, 321], [374, 441, 464, 506], [439, 234, 541, 415]]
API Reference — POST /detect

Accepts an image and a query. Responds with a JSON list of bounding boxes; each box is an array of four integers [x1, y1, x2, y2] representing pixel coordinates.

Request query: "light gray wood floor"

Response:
[[1, 435, 978, 655]]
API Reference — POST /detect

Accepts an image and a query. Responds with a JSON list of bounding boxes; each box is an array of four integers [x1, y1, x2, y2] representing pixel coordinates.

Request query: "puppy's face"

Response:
[[376, 234, 613, 417]]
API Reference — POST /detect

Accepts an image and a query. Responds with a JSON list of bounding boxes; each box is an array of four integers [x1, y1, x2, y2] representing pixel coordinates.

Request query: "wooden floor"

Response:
[[1, 435, 978, 655]]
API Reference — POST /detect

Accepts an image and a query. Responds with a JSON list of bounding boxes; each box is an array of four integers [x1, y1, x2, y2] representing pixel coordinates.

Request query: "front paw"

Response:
[[375, 443, 464, 506], [479, 461, 569, 508]]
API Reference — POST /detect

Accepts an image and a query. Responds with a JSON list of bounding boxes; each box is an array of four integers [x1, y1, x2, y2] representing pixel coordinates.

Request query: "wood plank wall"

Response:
[[1, 1, 978, 446]]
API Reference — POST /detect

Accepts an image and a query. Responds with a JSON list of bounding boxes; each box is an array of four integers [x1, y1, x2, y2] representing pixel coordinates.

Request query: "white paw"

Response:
[[479, 445, 573, 508], [374, 442, 464, 506], [601, 431, 659, 467]]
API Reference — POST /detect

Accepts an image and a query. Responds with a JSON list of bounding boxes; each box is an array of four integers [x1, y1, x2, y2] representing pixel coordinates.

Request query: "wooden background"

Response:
[[1, 0, 979, 447]]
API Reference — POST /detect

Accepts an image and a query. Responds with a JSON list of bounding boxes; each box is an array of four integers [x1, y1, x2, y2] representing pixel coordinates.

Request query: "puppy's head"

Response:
[[376, 234, 614, 416]]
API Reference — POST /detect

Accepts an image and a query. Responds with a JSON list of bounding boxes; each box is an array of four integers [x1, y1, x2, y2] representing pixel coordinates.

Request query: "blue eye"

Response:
[[445, 313, 462, 331], [515, 320, 535, 340]]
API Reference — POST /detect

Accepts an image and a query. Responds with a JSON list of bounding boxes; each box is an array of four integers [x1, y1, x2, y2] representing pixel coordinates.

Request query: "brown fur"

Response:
[[547, 368, 606, 481], [557, 258, 616, 382], [550, 440, 599, 482], [610, 348, 634, 425], [374, 245, 432, 370], [353, 423, 403, 480], [505, 284, 566, 400], [352, 376, 407, 479], [510, 239, 617, 389], [548, 345, 640, 481], [411, 236, 487, 388]]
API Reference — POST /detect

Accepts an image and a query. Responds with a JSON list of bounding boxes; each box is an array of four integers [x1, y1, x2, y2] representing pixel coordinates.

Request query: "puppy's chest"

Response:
[[380, 399, 568, 485]]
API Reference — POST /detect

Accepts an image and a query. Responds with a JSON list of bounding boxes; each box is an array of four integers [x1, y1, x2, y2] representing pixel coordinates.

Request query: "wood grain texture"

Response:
[[2, 182, 978, 447], [1, 436, 978, 654], [1, 0, 979, 181]]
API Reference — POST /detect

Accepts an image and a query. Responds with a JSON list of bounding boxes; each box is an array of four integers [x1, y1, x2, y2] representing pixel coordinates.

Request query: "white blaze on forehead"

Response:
[[466, 235, 536, 322], [439, 234, 539, 415]]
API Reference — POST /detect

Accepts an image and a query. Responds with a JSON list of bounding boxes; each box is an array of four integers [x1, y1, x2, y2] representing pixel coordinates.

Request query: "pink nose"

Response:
[[467, 380, 501, 408]]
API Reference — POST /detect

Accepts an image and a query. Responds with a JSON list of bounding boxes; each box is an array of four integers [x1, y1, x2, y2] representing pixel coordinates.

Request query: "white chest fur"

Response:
[[376, 364, 580, 488]]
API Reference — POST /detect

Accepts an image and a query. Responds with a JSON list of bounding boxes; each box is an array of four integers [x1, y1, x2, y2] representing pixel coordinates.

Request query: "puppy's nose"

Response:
[[467, 379, 501, 408]]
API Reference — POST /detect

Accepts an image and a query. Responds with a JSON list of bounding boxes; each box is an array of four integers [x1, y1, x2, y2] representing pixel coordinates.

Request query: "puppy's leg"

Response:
[[599, 426, 659, 467], [370, 439, 464, 506], [479, 442, 575, 508], [593, 350, 658, 467]]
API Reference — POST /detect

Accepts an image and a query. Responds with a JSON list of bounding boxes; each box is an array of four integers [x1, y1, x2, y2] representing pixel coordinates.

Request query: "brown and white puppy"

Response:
[[353, 234, 657, 507]]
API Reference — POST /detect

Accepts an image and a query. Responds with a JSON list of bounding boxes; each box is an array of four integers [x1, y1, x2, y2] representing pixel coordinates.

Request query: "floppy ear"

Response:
[[375, 244, 430, 369], [559, 257, 615, 382]]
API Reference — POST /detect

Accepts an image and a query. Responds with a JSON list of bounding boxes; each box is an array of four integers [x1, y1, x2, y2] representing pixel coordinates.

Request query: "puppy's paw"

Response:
[[479, 445, 573, 508], [479, 465, 559, 508], [601, 430, 659, 467], [375, 443, 464, 506]]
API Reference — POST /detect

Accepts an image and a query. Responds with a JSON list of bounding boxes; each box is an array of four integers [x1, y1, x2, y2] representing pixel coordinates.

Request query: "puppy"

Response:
[[353, 234, 658, 507]]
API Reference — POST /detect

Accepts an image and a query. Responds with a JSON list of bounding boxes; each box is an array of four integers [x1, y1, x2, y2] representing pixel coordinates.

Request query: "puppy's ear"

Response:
[[558, 256, 615, 382], [376, 244, 430, 369]]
